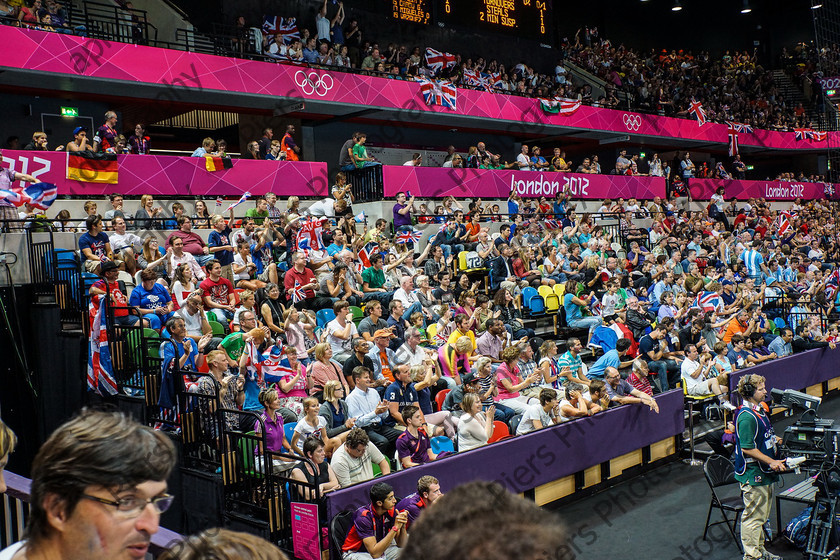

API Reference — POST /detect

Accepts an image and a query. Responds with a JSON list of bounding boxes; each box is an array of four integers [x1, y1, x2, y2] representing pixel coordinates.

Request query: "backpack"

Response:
[[784, 506, 814, 550]]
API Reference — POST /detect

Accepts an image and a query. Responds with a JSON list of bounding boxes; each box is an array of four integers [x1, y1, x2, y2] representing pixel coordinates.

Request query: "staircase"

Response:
[[772, 69, 825, 129]]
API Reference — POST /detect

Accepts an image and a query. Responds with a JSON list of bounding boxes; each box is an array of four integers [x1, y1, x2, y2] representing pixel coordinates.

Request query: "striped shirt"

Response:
[[740, 249, 764, 278]]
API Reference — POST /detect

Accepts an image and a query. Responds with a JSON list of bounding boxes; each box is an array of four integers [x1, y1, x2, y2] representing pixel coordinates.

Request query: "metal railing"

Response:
[[346, 166, 384, 203], [82, 1, 156, 44]]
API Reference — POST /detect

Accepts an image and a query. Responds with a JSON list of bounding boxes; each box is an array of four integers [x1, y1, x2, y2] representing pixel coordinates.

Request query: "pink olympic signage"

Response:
[[817, 76, 840, 91], [688, 177, 828, 201], [0, 150, 328, 197], [383, 166, 667, 199], [1, 26, 836, 152]]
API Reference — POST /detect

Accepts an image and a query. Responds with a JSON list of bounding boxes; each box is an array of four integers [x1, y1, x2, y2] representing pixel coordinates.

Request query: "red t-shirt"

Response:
[[284, 266, 315, 302], [200, 276, 234, 306], [91, 280, 129, 316]]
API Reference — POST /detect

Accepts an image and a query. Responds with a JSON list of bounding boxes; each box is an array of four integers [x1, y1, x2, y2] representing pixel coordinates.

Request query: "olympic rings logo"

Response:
[[294, 70, 334, 96], [623, 114, 642, 131]]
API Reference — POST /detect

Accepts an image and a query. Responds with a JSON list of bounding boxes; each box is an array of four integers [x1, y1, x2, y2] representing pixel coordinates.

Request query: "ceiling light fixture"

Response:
[[741, 1, 752, 13], [672, 0, 682, 11]]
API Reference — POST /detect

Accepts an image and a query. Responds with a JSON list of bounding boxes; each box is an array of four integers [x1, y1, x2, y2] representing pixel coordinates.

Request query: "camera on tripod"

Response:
[[773, 388, 840, 467]]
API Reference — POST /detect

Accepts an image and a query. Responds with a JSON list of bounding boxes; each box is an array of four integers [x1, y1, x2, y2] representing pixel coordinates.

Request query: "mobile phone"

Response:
[[406, 190, 412, 198]]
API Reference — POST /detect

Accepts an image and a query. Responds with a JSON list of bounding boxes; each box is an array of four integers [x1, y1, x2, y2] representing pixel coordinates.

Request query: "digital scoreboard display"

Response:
[[389, 0, 552, 42], [392, 0, 431, 24], [440, 0, 550, 39]]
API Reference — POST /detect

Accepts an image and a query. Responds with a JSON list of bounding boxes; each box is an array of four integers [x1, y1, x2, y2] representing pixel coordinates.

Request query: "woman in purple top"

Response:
[[254, 388, 295, 473]]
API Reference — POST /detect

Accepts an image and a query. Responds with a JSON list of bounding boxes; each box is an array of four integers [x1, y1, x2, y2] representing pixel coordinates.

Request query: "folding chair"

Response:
[[702, 455, 746, 552]]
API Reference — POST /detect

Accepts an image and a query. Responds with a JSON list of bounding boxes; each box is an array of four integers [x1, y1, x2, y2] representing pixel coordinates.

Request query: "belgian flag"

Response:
[[67, 151, 119, 184], [205, 156, 233, 172]]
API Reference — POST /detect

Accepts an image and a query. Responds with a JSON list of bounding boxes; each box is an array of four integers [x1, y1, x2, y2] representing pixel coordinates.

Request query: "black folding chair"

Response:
[[330, 510, 355, 559], [702, 455, 745, 551]]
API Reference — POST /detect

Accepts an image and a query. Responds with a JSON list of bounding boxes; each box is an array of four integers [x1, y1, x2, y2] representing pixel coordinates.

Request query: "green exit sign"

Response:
[[746, 165, 755, 170], [827, 89, 837, 96], [60, 106, 79, 117]]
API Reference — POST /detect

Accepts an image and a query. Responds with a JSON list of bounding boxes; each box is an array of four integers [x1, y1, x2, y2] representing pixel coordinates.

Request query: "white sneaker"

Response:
[[722, 401, 737, 412], [761, 551, 782, 560]]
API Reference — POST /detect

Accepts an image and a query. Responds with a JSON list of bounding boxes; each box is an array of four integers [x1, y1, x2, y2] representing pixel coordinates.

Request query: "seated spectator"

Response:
[[231, 289, 258, 331], [320, 379, 355, 440], [129, 269, 175, 330], [383, 364, 422, 428], [191, 137, 215, 157], [253, 388, 295, 473], [456, 393, 495, 452], [792, 325, 836, 353], [200, 259, 236, 323], [556, 337, 591, 386], [680, 345, 735, 410], [604, 367, 660, 412], [290, 438, 341, 506], [627, 359, 653, 396], [274, 346, 308, 418], [325, 300, 358, 364], [166, 216, 211, 266], [331, 428, 391, 488], [496, 345, 540, 414], [559, 382, 601, 421], [396, 405, 440, 468], [367, 329, 398, 384], [197, 349, 244, 431], [308, 342, 350, 399], [587, 338, 633, 379], [137, 237, 169, 281], [107, 216, 140, 276], [767, 327, 793, 358], [0, 410, 176, 560], [340, 481, 407, 559], [516, 388, 561, 435], [168, 236, 205, 285], [89, 261, 146, 327], [192, 199, 211, 229], [290, 397, 342, 457], [438, 335, 472, 390], [0, 418, 16, 494], [79, 215, 115, 275], [176, 292, 212, 343], [232, 241, 265, 291], [285, 251, 333, 310], [394, 475, 443, 530], [410, 363, 456, 438]]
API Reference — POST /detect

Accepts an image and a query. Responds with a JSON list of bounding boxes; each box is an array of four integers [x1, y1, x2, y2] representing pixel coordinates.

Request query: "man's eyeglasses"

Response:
[[82, 493, 174, 518]]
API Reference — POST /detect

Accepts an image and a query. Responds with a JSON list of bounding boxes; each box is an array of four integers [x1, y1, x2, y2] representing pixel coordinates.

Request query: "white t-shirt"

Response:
[[680, 358, 705, 391], [516, 153, 531, 170], [0, 541, 25, 560], [233, 253, 252, 281], [516, 403, 554, 435], [293, 416, 327, 453], [178, 306, 204, 338], [325, 318, 357, 355], [306, 198, 336, 217]]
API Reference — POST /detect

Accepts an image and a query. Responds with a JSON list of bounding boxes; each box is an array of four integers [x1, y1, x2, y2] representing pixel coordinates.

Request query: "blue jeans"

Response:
[[648, 359, 680, 392], [143, 311, 176, 330], [485, 402, 515, 424], [401, 301, 424, 323], [568, 315, 602, 337], [196, 254, 214, 266], [362, 291, 394, 305]]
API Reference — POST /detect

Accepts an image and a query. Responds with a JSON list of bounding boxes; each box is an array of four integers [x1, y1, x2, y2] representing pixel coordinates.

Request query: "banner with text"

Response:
[[817, 76, 840, 92], [383, 166, 667, 199], [687, 178, 828, 201], [0, 150, 328, 197]]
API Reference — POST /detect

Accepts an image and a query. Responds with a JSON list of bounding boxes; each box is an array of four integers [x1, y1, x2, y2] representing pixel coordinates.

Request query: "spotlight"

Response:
[[741, 1, 752, 13], [672, 0, 682, 11], [812, 2, 823, 7]]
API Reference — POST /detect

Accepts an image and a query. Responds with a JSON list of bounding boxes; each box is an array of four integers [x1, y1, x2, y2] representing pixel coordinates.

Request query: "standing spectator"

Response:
[[732, 155, 746, 180], [281, 125, 301, 161], [257, 127, 273, 160], [92, 110, 119, 152], [681, 152, 696, 180], [339, 132, 360, 171], [392, 191, 415, 233], [128, 123, 151, 154], [208, 210, 235, 282], [0, 150, 37, 231]]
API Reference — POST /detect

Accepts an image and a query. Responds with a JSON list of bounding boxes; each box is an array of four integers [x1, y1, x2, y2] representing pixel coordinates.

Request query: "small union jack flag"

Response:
[[691, 291, 722, 312], [291, 280, 306, 304], [794, 128, 828, 142], [0, 182, 58, 211], [358, 242, 378, 268], [544, 219, 560, 230], [396, 229, 423, 244], [224, 191, 251, 213], [215, 196, 223, 207]]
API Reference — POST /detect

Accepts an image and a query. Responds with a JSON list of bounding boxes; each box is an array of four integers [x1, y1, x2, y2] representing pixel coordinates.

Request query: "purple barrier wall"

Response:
[[687, 178, 830, 201], [325, 389, 684, 519], [729, 346, 840, 395], [0, 150, 328, 197], [383, 166, 667, 199], [2, 27, 837, 152]]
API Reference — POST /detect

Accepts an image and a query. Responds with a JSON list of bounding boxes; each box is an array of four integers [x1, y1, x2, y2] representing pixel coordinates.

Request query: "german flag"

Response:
[[67, 151, 119, 184], [205, 156, 233, 172]]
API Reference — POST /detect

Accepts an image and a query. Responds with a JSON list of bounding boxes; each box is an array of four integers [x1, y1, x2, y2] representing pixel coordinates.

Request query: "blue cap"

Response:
[[73, 126, 87, 135], [721, 280, 734, 286]]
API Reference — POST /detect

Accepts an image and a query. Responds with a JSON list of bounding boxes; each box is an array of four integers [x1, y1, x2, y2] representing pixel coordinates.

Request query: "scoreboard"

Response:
[[389, 0, 552, 42]]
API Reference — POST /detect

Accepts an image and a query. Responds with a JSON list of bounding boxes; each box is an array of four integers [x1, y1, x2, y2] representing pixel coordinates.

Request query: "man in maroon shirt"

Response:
[[165, 216, 212, 266], [283, 251, 333, 311]]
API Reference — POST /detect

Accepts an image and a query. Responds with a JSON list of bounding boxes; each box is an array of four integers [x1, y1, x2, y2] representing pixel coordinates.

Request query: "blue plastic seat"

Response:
[[431, 436, 455, 454], [316, 308, 336, 328]]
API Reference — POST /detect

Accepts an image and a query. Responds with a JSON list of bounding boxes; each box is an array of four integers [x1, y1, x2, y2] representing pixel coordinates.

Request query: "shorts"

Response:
[[84, 259, 101, 273], [686, 379, 715, 396], [257, 266, 273, 281], [112, 314, 141, 326]]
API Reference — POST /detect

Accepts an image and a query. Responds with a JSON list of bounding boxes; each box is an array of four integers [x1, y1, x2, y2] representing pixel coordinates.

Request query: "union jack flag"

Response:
[[87, 298, 119, 396], [544, 219, 560, 230], [396, 229, 423, 244], [691, 291, 723, 312], [777, 213, 792, 236], [224, 191, 251, 213], [418, 78, 457, 110], [688, 98, 707, 127], [358, 242, 378, 269], [262, 16, 299, 43], [825, 183, 836, 198], [726, 121, 754, 133], [425, 47, 456, 75], [291, 280, 306, 304], [794, 128, 828, 142], [727, 122, 739, 157], [462, 69, 502, 91], [0, 182, 58, 211], [296, 217, 325, 253], [215, 196, 223, 207], [827, 269, 840, 287]]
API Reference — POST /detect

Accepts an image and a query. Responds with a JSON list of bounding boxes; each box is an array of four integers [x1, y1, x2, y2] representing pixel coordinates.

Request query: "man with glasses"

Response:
[[604, 366, 659, 413], [331, 428, 392, 489], [0, 409, 176, 559]]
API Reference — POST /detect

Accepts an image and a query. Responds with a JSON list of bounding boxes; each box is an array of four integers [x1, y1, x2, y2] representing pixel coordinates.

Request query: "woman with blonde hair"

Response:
[[456, 393, 495, 452], [134, 193, 162, 230], [138, 236, 169, 283], [307, 342, 349, 399], [0, 418, 17, 493], [290, 397, 342, 457], [319, 379, 355, 439]]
